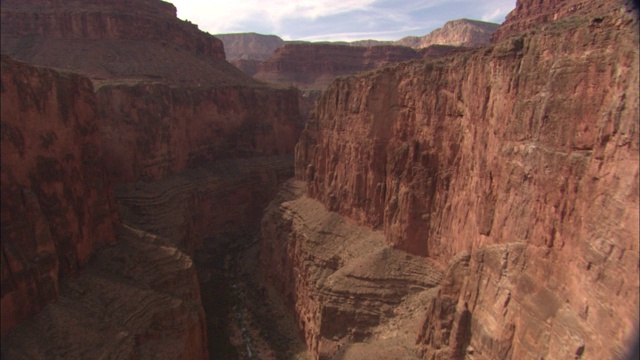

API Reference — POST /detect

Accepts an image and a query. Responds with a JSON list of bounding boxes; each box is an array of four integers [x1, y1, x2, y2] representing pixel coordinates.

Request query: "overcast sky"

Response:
[[167, 0, 516, 42]]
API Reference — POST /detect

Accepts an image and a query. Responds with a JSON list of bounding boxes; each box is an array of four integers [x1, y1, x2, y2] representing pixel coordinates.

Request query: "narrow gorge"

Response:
[[1, 0, 638, 359]]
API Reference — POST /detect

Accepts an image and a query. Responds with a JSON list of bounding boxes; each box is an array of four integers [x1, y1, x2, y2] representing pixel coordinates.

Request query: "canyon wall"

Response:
[[1, 0, 303, 184], [260, 180, 445, 359], [0, 0, 224, 59], [95, 83, 300, 183], [1, 0, 302, 354], [0, 55, 118, 335], [266, 0, 639, 358], [254, 43, 423, 91], [216, 32, 285, 61], [0, 0, 255, 86]]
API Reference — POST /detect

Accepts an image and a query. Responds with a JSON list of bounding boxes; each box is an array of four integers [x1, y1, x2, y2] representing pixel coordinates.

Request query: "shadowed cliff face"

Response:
[[0, 0, 302, 353], [262, 0, 639, 358], [0, 55, 118, 334], [95, 84, 301, 183]]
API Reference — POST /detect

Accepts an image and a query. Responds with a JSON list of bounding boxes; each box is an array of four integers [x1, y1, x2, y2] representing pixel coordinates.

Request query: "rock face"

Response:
[[1, 0, 303, 184], [254, 43, 423, 91], [1, 227, 209, 360], [397, 19, 500, 48], [491, 0, 619, 43], [1, 0, 302, 356], [95, 83, 300, 183], [216, 32, 285, 61], [1, 55, 118, 335], [260, 180, 444, 359], [0, 0, 254, 86], [266, 0, 639, 358]]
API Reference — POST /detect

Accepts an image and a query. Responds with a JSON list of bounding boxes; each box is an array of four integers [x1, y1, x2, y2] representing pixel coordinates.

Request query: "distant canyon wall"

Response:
[[96, 84, 300, 183]]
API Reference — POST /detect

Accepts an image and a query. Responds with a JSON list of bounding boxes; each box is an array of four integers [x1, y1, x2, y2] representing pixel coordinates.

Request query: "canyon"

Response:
[[1, 0, 639, 360], [218, 20, 498, 122]]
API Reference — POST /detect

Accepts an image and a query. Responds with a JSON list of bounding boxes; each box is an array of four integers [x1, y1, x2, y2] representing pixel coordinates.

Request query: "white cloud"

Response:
[[480, 0, 516, 22], [168, 0, 376, 33], [165, 0, 516, 41]]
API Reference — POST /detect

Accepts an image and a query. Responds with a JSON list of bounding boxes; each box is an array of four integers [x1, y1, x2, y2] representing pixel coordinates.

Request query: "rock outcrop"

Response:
[[1, 0, 303, 184], [1, 0, 302, 355], [491, 0, 623, 43], [266, 0, 639, 358], [95, 83, 300, 183], [260, 180, 444, 359], [1, 227, 209, 360], [216, 32, 285, 61], [0, 0, 253, 86], [254, 43, 423, 91], [397, 19, 500, 48], [1, 55, 118, 335]]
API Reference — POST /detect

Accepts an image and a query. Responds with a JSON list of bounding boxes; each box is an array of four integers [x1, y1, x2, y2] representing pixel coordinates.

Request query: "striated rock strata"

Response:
[[1, 55, 118, 335], [216, 32, 285, 61], [267, 0, 639, 358], [254, 44, 422, 91], [1, 0, 303, 354], [96, 83, 300, 183], [3, 152, 294, 358], [260, 180, 444, 359], [0, 0, 252, 86], [1, 227, 209, 359]]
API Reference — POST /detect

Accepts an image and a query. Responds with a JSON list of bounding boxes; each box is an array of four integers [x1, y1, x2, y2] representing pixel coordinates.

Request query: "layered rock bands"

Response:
[[261, 0, 639, 359]]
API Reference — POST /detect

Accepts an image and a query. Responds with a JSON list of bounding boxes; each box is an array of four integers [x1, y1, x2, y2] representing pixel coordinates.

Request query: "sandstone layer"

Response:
[[1, 55, 118, 334], [0, 0, 251, 86], [283, 0, 639, 358], [95, 83, 300, 183], [1, 0, 302, 352], [216, 32, 285, 61], [260, 180, 444, 359], [254, 43, 423, 91], [1, 227, 209, 360]]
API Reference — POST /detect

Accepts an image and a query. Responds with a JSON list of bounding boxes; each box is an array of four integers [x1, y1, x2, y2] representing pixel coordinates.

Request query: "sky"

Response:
[[167, 0, 516, 42]]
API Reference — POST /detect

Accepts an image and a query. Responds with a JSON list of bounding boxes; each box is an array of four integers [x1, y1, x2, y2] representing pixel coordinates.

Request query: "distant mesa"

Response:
[[216, 18, 500, 64], [215, 18, 498, 120]]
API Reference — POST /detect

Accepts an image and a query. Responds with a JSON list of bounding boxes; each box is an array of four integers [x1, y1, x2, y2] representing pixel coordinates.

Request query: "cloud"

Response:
[[166, 0, 516, 41], [169, 0, 376, 33]]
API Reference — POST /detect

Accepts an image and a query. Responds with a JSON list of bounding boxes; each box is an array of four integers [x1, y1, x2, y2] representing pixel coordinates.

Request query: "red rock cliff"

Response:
[[96, 83, 300, 183], [1, 0, 224, 59], [1, 0, 303, 183], [254, 43, 423, 91], [292, 0, 638, 358], [216, 32, 285, 61], [0, 0, 257, 86], [1, 55, 118, 334]]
